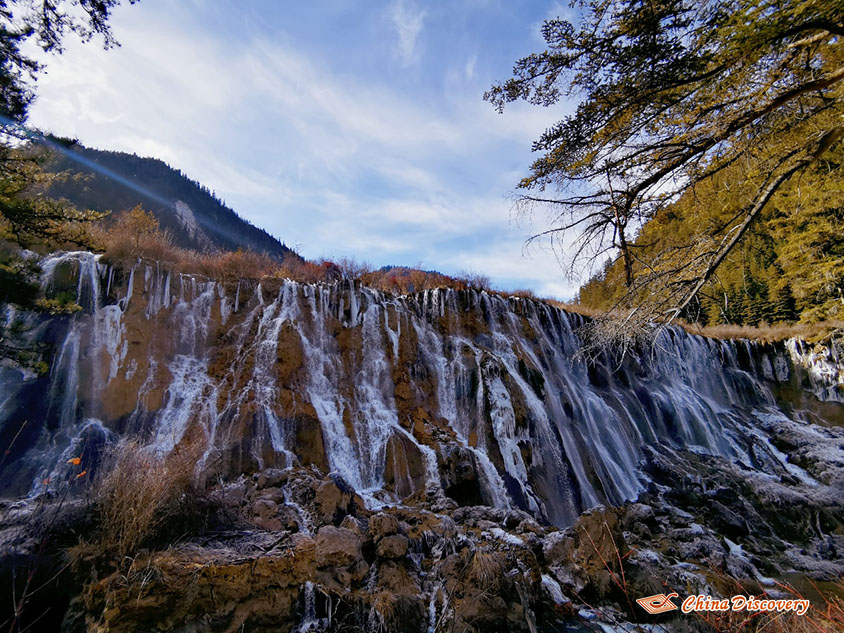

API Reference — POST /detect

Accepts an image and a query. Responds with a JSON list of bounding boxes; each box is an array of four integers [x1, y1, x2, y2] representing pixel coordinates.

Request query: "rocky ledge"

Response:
[[2, 412, 843, 633]]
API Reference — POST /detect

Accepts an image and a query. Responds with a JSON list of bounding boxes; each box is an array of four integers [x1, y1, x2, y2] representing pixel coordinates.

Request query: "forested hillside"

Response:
[[576, 149, 844, 326], [487, 0, 842, 334], [37, 141, 294, 258]]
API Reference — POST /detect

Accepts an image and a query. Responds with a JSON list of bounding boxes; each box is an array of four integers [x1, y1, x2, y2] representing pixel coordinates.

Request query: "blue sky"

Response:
[[28, 0, 583, 298]]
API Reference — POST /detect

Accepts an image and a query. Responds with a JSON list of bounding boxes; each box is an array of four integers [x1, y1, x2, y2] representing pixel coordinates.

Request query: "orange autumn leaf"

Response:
[[67, 457, 81, 465], [75, 470, 87, 479]]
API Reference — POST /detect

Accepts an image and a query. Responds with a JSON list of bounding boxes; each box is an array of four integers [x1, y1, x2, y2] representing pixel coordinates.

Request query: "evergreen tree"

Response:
[[771, 283, 798, 323]]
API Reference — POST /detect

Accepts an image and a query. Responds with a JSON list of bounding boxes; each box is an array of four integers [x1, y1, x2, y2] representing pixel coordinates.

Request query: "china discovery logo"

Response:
[[636, 593, 679, 615], [636, 592, 810, 617]]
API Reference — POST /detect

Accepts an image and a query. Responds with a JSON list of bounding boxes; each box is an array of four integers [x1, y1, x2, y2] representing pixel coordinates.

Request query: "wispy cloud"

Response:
[[388, 0, 426, 66], [27, 0, 580, 299], [465, 53, 478, 81]]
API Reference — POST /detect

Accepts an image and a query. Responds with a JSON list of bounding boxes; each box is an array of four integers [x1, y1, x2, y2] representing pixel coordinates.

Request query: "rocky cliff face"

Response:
[[1, 252, 842, 632]]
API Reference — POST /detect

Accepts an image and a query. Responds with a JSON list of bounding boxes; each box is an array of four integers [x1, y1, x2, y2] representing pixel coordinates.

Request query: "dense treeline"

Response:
[[577, 151, 844, 326]]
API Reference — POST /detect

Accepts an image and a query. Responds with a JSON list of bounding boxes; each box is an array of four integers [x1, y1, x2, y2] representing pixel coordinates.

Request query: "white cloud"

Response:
[[388, 0, 426, 66], [25, 0, 578, 299], [465, 53, 477, 81], [446, 238, 580, 299]]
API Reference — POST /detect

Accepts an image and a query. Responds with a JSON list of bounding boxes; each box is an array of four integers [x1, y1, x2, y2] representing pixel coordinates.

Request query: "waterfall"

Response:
[[0, 252, 832, 525]]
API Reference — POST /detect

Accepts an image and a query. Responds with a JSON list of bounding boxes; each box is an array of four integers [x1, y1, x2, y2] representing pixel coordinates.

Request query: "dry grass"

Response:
[[369, 591, 399, 632], [91, 438, 202, 562], [467, 549, 503, 589], [547, 298, 844, 346], [688, 570, 844, 633], [679, 320, 844, 344], [546, 299, 606, 319]]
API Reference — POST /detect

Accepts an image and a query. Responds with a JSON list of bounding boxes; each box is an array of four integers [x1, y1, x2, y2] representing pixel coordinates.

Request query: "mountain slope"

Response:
[[576, 154, 844, 326], [39, 141, 294, 258]]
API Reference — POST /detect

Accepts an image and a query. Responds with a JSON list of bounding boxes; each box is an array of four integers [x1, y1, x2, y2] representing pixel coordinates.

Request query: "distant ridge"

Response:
[[40, 141, 295, 258]]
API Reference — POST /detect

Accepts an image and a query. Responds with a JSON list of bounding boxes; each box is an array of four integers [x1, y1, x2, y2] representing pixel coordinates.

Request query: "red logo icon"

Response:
[[636, 593, 679, 615]]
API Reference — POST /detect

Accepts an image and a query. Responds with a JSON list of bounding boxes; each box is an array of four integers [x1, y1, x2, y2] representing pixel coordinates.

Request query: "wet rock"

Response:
[[623, 503, 656, 532], [255, 486, 286, 505], [250, 498, 283, 531], [476, 519, 499, 531], [277, 504, 304, 532], [291, 413, 330, 472], [377, 534, 409, 559], [339, 515, 362, 536], [252, 498, 278, 520], [453, 505, 506, 526], [254, 468, 287, 489], [314, 473, 360, 525], [440, 446, 484, 506], [516, 517, 543, 535], [368, 512, 400, 541], [206, 480, 248, 510], [382, 433, 427, 498], [707, 500, 750, 538], [504, 509, 532, 529], [315, 526, 362, 569], [542, 531, 575, 564], [376, 560, 420, 594], [350, 558, 370, 582]]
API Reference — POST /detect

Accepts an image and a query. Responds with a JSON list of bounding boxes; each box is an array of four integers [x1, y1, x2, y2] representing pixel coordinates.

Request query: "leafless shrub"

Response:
[[467, 549, 503, 590], [92, 438, 201, 561], [335, 256, 373, 280], [456, 270, 492, 291], [573, 308, 659, 367]]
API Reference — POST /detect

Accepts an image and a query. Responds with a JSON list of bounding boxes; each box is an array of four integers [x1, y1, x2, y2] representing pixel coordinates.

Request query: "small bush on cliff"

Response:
[[87, 438, 203, 563], [92, 205, 175, 262]]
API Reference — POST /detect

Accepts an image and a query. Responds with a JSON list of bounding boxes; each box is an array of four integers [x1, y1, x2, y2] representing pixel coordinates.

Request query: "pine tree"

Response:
[[771, 283, 798, 323]]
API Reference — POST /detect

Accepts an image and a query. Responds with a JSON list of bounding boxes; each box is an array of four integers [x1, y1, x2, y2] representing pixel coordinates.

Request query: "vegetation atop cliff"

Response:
[[489, 0, 843, 335], [576, 150, 844, 327], [93, 207, 496, 295]]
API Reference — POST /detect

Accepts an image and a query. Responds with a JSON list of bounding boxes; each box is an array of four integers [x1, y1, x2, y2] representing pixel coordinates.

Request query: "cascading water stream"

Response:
[[0, 252, 829, 526]]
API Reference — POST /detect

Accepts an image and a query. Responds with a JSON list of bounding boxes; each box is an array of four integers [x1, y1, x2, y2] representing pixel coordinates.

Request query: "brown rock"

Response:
[[339, 515, 362, 536], [292, 411, 329, 472], [254, 469, 287, 489], [290, 532, 316, 551], [252, 498, 278, 520], [206, 480, 248, 509], [377, 534, 409, 559], [377, 560, 420, 594], [543, 531, 575, 564], [368, 512, 400, 541], [517, 518, 543, 535], [315, 526, 362, 568], [383, 433, 427, 498], [574, 506, 626, 567], [349, 558, 370, 582], [278, 505, 304, 532], [315, 474, 357, 524], [252, 517, 283, 531], [256, 486, 285, 504]]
